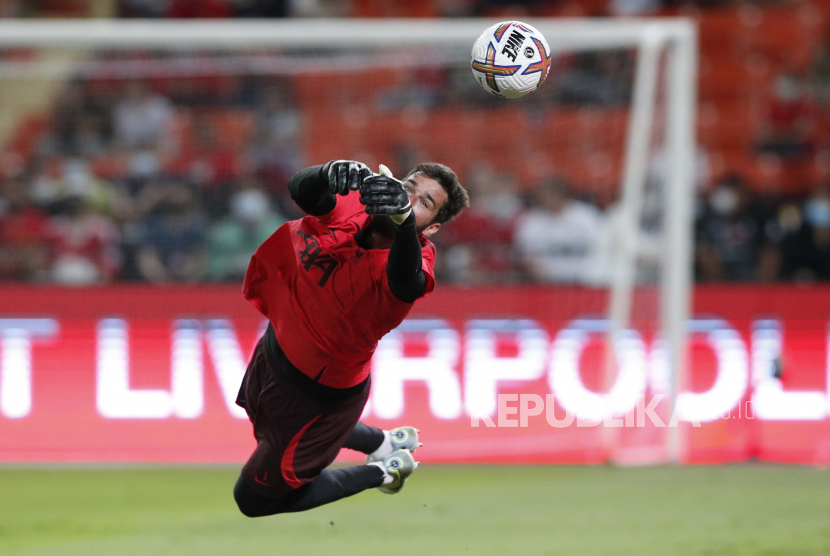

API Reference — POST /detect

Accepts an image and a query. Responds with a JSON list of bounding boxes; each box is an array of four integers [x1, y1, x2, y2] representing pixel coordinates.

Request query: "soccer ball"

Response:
[[471, 21, 551, 99]]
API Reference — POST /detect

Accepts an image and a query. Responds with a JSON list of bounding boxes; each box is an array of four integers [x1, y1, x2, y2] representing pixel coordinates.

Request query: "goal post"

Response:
[[0, 18, 697, 463]]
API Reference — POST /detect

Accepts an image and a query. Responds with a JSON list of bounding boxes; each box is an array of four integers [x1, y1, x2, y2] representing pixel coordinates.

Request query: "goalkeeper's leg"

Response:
[[234, 465, 384, 516], [234, 447, 419, 516], [344, 422, 422, 462], [343, 421, 386, 453]]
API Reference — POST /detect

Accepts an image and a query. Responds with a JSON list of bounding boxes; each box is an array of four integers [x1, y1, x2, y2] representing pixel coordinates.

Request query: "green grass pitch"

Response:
[[2, 464, 829, 556]]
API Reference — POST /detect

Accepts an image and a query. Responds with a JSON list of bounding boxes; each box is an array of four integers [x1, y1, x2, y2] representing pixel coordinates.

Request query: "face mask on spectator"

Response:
[[128, 151, 160, 179], [804, 198, 830, 229], [231, 190, 270, 225], [64, 159, 92, 196], [775, 76, 799, 102], [710, 187, 738, 216]]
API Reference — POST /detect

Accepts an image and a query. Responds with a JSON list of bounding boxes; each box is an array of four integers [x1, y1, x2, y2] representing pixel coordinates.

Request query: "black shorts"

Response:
[[235, 332, 370, 498]]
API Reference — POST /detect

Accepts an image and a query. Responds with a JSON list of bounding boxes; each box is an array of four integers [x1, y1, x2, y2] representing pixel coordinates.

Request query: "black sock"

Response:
[[343, 421, 385, 454], [234, 465, 385, 517]]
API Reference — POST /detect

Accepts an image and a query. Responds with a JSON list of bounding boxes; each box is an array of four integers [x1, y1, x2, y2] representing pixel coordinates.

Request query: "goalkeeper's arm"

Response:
[[360, 170, 426, 303], [287, 160, 371, 216], [287, 164, 336, 216], [386, 211, 427, 303]]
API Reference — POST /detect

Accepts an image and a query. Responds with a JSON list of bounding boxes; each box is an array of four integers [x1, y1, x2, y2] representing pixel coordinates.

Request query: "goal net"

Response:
[[0, 19, 696, 463]]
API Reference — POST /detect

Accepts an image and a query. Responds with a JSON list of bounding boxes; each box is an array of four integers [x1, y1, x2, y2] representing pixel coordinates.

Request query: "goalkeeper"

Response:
[[233, 160, 469, 516]]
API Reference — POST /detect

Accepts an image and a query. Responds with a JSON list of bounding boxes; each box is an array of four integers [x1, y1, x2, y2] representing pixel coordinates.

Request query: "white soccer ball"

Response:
[[471, 21, 551, 99]]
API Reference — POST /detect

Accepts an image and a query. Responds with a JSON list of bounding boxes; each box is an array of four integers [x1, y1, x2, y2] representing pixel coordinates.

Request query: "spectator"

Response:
[[207, 187, 287, 281], [30, 156, 65, 208], [167, 118, 246, 218], [513, 177, 608, 284], [47, 81, 87, 155], [137, 183, 208, 282], [440, 165, 522, 283], [781, 186, 830, 281], [755, 74, 817, 160], [31, 157, 114, 214], [0, 178, 50, 281], [47, 194, 121, 285], [181, 120, 244, 186], [257, 84, 302, 149], [810, 28, 830, 106], [113, 81, 174, 149], [247, 83, 304, 186], [695, 174, 780, 281], [74, 115, 108, 158], [467, 164, 524, 222]]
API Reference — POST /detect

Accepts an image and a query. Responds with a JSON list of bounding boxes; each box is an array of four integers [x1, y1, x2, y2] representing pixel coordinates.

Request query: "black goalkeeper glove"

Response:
[[326, 160, 372, 196], [360, 165, 413, 225]]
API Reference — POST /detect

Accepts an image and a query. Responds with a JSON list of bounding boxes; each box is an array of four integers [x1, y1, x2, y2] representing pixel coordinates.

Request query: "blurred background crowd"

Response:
[[2, 0, 830, 285]]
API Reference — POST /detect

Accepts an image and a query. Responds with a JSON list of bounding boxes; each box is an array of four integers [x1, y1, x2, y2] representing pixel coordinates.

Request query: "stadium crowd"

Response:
[[0, 0, 762, 19], [2, 0, 830, 285], [0, 67, 828, 286]]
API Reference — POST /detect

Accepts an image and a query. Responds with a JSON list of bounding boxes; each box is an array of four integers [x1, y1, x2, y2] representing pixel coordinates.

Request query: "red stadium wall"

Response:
[[0, 285, 828, 465]]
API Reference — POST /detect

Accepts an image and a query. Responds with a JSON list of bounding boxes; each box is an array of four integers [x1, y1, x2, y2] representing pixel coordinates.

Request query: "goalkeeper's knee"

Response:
[[233, 475, 294, 518]]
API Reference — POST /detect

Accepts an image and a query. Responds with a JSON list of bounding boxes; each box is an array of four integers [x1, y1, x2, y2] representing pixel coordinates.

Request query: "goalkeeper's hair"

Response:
[[404, 162, 470, 225]]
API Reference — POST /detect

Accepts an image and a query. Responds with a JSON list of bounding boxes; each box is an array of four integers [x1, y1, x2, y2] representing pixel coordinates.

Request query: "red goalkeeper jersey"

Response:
[[243, 191, 436, 388]]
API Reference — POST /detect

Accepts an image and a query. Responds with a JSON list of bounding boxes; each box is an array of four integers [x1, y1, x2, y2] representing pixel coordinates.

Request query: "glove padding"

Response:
[[360, 174, 412, 217], [327, 160, 372, 196]]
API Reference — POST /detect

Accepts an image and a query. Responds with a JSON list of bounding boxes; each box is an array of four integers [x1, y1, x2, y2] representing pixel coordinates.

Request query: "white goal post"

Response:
[[0, 18, 697, 462]]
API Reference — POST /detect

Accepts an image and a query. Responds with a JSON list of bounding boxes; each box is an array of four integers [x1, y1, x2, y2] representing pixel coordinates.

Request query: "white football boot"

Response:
[[375, 449, 420, 495], [366, 426, 422, 463]]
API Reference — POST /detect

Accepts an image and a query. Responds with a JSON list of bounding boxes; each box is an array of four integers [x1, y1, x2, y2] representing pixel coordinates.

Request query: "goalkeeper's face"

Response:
[[372, 173, 447, 239], [404, 173, 447, 237]]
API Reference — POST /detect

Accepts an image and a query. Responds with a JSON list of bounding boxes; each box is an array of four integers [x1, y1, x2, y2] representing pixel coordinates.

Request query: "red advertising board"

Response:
[[0, 285, 828, 465]]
